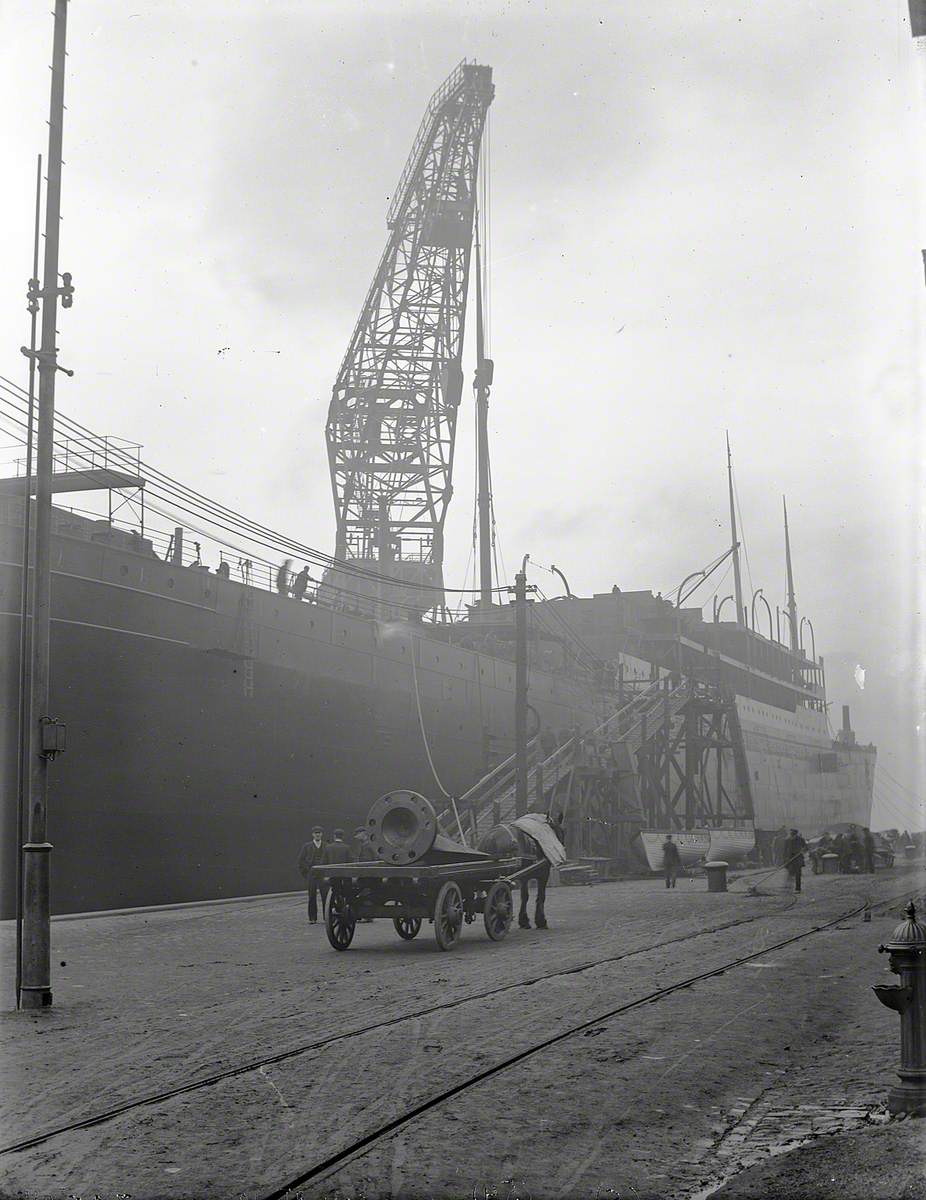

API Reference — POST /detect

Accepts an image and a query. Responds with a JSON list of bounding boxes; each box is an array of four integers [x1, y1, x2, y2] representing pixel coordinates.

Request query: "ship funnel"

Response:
[[366, 790, 486, 865]]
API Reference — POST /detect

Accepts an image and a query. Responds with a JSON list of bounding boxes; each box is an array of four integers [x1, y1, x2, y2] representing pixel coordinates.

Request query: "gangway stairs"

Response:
[[436, 677, 691, 846]]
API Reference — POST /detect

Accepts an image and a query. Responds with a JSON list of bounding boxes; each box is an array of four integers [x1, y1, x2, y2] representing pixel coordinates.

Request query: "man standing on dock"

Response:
[[297, 826, 328, 924], [662, 834, 681, 889], [324, 829, 352, 865], [863, 827, 876, 874], [783, 829, 807, 893]]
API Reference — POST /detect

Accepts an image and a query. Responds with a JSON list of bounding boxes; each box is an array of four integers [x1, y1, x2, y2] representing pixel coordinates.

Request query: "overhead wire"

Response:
[[0, 397, 496, 620], [0, 377, 512, 598]]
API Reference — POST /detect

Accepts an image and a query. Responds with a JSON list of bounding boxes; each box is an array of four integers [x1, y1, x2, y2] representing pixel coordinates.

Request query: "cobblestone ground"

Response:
[[0, 865, 922, 1199]]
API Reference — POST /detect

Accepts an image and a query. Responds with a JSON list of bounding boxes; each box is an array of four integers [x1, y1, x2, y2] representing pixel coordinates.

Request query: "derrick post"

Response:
[[514, 563, 529, 816]]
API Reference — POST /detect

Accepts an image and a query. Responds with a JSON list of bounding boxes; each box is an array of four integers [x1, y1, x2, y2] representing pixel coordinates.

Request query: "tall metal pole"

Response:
[[474, 229, 493, 608], [20, 0, 70, 1011], [15, 155, 43, 1009], [514, 558, 529, 815], [726, 431, 745, 625], [783, 495, 800, 651]]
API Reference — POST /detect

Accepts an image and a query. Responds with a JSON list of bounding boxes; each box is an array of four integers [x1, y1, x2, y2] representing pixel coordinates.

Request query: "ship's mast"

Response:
[[474, 223, 493, 607], [726, 432, 745, 625], [783, 495, 799, 650]]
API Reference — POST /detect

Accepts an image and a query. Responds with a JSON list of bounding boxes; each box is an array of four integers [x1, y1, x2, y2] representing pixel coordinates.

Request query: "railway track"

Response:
[[0, 885, 915, 1193], [258, 887, 917, 1200], [0, 894, 801, 1159]]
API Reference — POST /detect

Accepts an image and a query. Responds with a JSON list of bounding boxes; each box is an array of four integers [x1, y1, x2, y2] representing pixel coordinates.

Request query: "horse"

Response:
[[477, 814, 566, 930]]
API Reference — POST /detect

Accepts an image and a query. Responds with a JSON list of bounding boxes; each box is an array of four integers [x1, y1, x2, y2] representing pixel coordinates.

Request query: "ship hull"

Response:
[[736, 697, 875, 842], [1, 511, 875, 915]]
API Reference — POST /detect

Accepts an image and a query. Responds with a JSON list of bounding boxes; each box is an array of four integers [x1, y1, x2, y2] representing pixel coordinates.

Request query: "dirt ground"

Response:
[[709, 1119, 925, 1200], [0, 865, 922, 1199]]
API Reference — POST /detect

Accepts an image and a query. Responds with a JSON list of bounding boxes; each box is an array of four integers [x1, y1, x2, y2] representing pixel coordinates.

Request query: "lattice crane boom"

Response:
[[324, 61, 494, 613]]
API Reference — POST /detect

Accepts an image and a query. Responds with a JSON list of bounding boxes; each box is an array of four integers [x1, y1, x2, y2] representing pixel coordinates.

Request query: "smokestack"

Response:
[[842, 704, 852, 734]]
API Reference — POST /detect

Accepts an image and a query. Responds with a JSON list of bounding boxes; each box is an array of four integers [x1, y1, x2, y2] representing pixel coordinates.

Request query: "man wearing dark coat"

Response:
[[863, 827, 876, 874], [783, 828, 807, 893], [323, 828, 352, 865], [297, 826, 328, 923], [662, 833, 681, 889]]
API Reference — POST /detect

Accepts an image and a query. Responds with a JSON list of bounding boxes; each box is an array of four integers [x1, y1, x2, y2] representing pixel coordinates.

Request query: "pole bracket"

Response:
[[19, 346, 74, 376]]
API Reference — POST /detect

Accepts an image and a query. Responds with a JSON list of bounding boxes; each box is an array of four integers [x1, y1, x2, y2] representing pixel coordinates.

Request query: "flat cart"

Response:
[[314, 857, 522, 951]]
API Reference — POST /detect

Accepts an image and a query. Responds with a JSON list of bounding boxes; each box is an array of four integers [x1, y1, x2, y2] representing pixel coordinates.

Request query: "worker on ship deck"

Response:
[[291, 565, 311, 601]]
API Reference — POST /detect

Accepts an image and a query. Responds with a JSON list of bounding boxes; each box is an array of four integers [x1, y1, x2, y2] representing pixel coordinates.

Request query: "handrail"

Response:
[[439, 677, 680, 833]]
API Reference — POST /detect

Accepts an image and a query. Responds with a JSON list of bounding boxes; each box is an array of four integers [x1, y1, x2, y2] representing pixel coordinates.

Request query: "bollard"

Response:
[[821, 852, 840, 875], [872, 900, 926, 1115], [704, 861, 728, 893]]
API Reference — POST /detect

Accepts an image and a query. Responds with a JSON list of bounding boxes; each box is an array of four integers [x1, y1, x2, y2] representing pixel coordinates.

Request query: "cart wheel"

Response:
[[394, 915, 422, 941], [483, 881, 513, 942], [325, 889, 356, 950], [433, 881, 464, 951]]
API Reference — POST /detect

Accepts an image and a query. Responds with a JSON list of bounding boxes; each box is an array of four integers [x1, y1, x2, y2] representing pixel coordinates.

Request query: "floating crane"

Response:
[[324, 61, 495, 615]]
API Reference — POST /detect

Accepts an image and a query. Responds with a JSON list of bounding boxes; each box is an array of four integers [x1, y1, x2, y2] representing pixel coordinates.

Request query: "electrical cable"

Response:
[[0, 379, 512, 597], [407, 632, 453, 803]]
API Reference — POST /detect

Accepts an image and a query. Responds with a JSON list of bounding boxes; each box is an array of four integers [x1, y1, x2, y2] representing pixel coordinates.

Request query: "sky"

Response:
[[1, 0, 923, 830]]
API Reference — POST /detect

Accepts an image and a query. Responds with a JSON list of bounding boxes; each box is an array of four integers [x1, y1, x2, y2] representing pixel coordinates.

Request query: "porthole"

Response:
[[167, 578, 175, 589]]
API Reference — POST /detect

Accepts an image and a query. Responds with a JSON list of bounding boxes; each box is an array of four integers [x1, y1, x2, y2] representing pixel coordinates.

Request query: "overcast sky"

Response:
[[2, 1, 923, 829]]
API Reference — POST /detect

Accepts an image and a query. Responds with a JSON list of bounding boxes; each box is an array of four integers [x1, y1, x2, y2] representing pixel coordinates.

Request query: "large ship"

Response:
[[0, 61, 874, 917]]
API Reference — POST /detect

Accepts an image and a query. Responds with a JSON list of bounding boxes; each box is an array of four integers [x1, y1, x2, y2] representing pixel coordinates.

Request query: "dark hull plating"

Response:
[[0, 516, 602, 915]]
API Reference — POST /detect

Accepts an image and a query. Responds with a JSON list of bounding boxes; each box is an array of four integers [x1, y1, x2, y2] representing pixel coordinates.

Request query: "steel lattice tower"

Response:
[[325, 61, 494, 614]]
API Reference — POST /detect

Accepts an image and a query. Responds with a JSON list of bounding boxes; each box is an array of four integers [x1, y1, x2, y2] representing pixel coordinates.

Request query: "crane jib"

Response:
[[324, 61, 494, 619]]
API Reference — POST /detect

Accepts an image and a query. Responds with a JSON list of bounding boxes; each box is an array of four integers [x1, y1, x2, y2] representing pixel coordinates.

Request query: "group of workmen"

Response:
[[807, 826, 877, 875], [296, 825, 373, 923], [660, 824, 878, 894]]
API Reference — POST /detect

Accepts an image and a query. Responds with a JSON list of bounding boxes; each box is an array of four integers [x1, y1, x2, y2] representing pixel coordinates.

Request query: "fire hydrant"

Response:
[[873, 899, 926, 1115]]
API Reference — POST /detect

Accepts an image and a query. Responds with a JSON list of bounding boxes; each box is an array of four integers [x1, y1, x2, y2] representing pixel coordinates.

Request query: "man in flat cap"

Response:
[[297, 826, 328, 924]]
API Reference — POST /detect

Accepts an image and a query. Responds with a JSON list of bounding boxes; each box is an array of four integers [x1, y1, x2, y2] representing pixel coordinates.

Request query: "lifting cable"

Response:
[[407, 633, 467, 842]]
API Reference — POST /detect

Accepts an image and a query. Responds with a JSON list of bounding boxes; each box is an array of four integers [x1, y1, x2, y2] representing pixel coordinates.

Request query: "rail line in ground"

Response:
[[0, 886, 912, 1168], [257, 888, 918, 1200], [0, 895, 805, 1157]]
